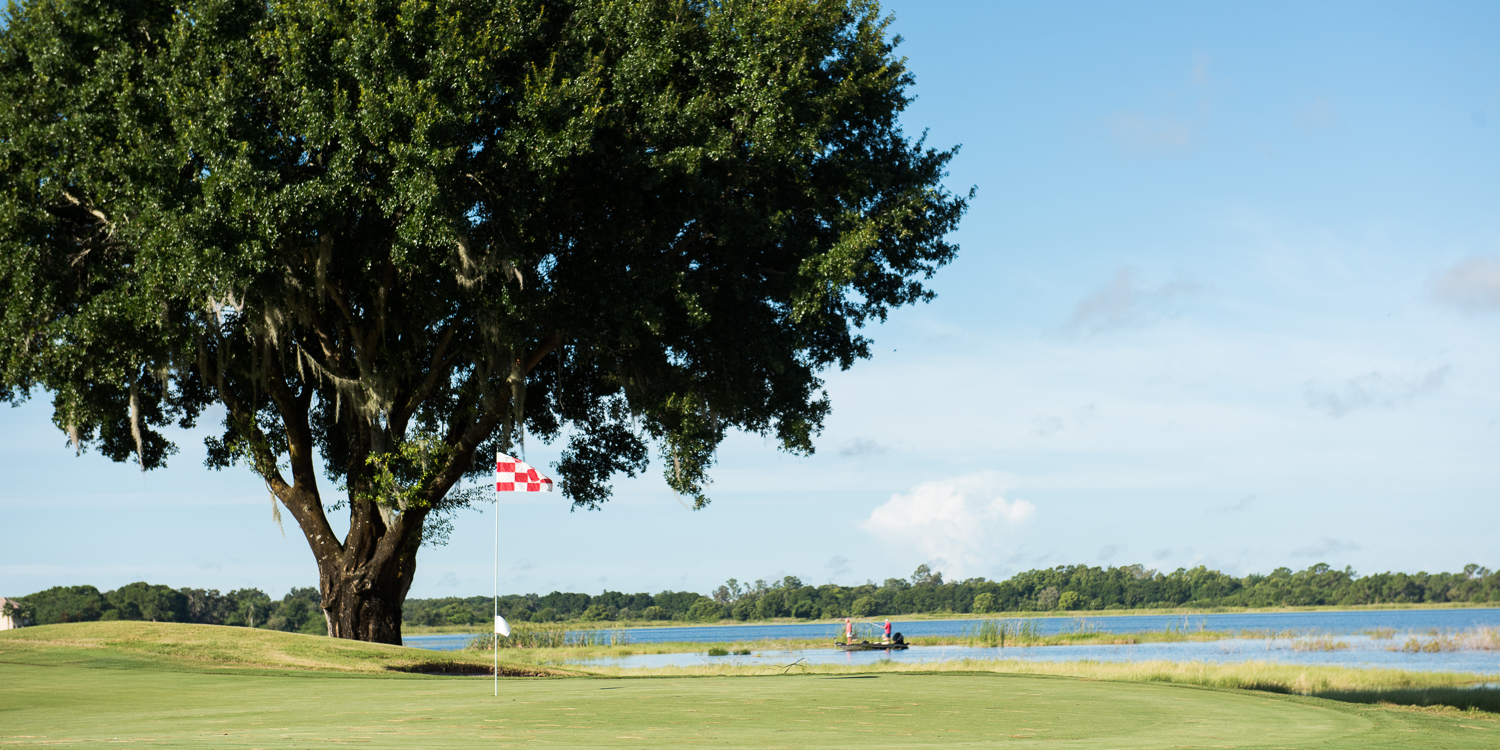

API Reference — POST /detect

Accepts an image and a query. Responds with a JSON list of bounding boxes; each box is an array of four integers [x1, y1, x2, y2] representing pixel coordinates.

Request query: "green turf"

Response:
[[4, 663, 1497, 749]]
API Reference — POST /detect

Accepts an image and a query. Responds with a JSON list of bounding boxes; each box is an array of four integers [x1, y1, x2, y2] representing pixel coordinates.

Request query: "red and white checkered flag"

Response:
[[495, 454, 554, 492]]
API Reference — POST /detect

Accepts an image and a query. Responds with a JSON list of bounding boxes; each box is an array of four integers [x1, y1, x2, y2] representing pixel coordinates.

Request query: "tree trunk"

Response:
[[315, 500, 426, 645], [319, 562, 412, 644]]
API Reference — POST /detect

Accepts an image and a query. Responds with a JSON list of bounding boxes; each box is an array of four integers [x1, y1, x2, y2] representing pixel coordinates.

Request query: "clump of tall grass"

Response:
[[1391, 626, 1500, 653], [1366, 627, 1396, 640], [466, 623, 630, 651], [1291, 635, 1350, 652], [961, 618, 1041, 647], [1162, 616, 1208, 635], [1386, 624, 1494, 654]]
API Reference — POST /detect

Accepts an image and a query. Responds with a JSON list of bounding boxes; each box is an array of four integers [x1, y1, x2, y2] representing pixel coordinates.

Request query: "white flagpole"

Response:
[[494, 482, 499, 697]]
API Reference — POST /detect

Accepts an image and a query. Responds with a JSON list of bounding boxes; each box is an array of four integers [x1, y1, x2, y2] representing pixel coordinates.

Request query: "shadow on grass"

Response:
[[1309, 686, 1500, 714], [386, 662, 554, 677]]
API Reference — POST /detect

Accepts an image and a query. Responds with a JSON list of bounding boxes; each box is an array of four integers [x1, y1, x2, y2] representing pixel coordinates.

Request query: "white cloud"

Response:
[[1060, 268, 1199, 337], [838, 438, 890, 458], [1291, 537, 1361, 558], [1032, 402, 1101, 437], [1432, 257, 1500, 312], [1215, 494, 1256, 512], [859, 472, 1035, 577], [1304, 366, 1450, 417]]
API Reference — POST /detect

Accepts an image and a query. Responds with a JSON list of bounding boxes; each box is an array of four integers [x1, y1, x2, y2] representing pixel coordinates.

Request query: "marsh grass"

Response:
[[466, 622, 629, 650], [1392, 626, 1500, 653], [1292, 635, 1351, 651], [1239, 628, 1317, 639], [959, 617, 1041, 646], [937, 617, 1235, 648]]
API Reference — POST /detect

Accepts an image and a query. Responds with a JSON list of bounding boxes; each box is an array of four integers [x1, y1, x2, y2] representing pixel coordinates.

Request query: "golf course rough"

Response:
[[3, 665, 1497, 749]]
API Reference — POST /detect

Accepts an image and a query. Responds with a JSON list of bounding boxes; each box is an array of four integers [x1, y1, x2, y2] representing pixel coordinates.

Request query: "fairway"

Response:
[[3, 663, 1496, 749]]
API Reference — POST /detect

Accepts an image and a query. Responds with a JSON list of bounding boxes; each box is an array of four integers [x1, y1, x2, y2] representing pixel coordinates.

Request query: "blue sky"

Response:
[[3, 1, 1498, 600]]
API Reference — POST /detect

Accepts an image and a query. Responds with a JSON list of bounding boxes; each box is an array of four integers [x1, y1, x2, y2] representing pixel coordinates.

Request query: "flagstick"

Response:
[[494, 487, 499, 697]]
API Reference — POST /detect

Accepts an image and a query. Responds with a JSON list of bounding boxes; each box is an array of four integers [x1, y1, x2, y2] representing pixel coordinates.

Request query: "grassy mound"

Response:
[[0, 621, 565, 677]]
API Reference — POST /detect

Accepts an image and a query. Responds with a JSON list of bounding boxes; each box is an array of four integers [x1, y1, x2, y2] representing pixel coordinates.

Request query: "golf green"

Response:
[[2, 664, 1494, 748]]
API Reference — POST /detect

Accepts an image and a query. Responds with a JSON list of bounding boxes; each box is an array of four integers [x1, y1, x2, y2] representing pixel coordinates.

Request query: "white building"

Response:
[[0, 597, 27, 629]]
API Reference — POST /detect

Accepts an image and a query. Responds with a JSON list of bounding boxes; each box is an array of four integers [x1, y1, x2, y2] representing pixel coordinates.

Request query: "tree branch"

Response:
[[522, 331, 564, 374], [59, 188, 113, 234]]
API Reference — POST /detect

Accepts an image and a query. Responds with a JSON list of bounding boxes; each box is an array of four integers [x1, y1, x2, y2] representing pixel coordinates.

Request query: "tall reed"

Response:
[[466, 623, 630, 650], [962, 618, 1041, 647], [1393, 625, 1500, 653]]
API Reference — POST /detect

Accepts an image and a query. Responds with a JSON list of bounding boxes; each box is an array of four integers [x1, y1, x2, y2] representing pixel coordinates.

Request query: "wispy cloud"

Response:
[[1215, 495, 1256, 512], [1432, 257, 1500, 312], [838, 438, 890, 458], [1304, 366, 1450, 417], [825, 555, 851, 578], [1291, 537, 1361, 558], [1096, 544, 1121, 562], [1061, 268, 1199, 337], [859, 472, 1035, 577], [1032, 403, 1101, 437]]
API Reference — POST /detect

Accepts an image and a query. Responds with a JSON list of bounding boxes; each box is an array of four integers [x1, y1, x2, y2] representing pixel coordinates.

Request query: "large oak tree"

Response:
[[0, 0, 968, 642]]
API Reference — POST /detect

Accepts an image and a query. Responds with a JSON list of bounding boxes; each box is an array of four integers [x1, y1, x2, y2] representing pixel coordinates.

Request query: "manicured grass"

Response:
[[5, 662, 1499, 748], [3, 622, 1497, 748]]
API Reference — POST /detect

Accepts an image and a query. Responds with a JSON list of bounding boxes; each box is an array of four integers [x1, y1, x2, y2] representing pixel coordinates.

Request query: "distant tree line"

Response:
[[3, 584, 325, 634], [403, 562, 1500, 627], [9, 563, 1495, 632]]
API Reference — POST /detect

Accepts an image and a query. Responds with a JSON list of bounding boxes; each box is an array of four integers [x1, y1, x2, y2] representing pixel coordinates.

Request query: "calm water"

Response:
[[403, 607, 1500, 653], [562, 636, 1500, 675]]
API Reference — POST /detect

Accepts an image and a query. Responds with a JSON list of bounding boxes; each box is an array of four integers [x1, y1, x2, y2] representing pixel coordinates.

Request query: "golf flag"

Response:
[[495, 454, 553, 492], [495, 615, 511, 637]]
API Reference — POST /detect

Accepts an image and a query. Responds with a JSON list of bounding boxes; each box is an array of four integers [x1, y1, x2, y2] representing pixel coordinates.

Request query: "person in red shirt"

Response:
[[883, 618, 892, 643]]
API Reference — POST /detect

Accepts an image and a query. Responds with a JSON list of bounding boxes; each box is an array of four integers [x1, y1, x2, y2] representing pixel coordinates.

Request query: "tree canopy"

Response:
[[0, 0, 969, 642]]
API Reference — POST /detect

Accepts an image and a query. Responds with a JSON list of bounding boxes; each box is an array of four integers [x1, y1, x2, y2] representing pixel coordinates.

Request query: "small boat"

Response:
[[835, 639, 909, 652]]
